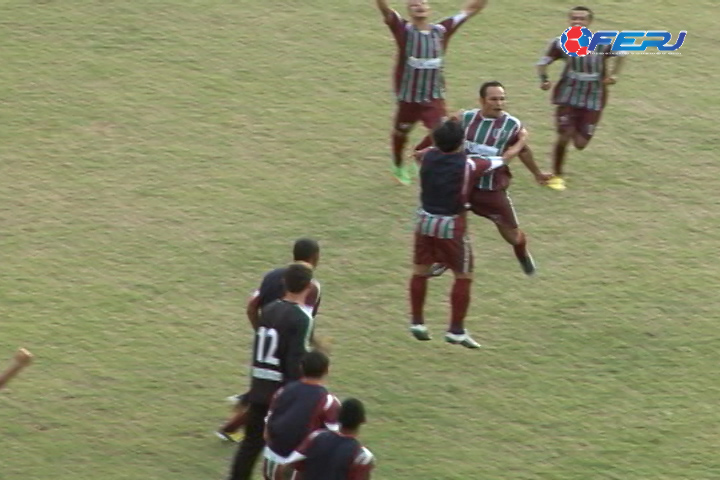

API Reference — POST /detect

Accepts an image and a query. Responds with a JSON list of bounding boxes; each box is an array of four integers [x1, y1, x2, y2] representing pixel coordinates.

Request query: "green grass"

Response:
[[1, 1, 718, 479]]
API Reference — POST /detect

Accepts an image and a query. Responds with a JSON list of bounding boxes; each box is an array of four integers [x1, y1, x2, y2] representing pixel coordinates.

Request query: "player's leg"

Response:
[[571, 108, 602, 150], [228, 403, 269, 480], [548, 106, 574, 191], [261, 457, 284, 480], [493, 191, 535, 276], [440, 227, 480, 349], [216, 393, 250, 442], [414, 99, 447, 154], [391, 102, 419, 185], [408, 233, 434, 341]]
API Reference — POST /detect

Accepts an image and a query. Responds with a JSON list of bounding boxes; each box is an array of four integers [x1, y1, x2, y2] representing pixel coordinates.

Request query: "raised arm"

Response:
[[375, 0, 393, 18], [0, 348, 33, 390], [462, 0, 488, 17], [537, 38, 564, 90], [603, 55, 626, 85]]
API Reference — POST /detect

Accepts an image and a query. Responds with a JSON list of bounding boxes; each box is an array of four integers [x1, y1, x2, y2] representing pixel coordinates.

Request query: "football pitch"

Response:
[[1, 1, 718, 479]]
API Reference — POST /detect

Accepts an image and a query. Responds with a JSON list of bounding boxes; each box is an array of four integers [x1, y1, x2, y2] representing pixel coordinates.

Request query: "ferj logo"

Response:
[[560, 26, 686, 56]]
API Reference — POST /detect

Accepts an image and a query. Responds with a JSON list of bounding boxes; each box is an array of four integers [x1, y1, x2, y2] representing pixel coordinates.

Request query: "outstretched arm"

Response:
[[462, 0, 488, 17], [518, 145, 553, 185], [375, 0, 393, 18], [501, 127, 528, 162], [0, 348, 33, 390]]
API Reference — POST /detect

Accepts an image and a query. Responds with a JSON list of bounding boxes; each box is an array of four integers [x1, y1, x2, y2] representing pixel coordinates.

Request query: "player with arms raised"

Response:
[[376, 0, 489, 185], [409, 118, 508, 348], [537, 6, 626, 190]]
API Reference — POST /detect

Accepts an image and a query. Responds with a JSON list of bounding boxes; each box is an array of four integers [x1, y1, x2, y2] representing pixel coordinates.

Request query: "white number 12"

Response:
[[256, 327, 280, 366]]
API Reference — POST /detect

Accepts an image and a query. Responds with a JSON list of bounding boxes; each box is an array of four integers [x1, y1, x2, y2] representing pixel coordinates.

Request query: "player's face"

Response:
[[480, 87, 506, 117], [407, 0, 430, 19], [568, 10, 591, 27]]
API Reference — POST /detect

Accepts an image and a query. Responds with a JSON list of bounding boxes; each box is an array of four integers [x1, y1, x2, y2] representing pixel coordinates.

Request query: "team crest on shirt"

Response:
[[492, 129, 507, 140]]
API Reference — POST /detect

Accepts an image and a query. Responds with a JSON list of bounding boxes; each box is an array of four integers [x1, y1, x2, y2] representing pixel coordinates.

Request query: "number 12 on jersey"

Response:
[[255, 327, 280, 366]]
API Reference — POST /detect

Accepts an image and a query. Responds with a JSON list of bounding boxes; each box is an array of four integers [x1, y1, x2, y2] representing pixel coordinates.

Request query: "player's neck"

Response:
[[301, 378, 324, 386], [283, 293, 306, 304], [294, 260, 315, 270], [481, 109, 504, 119], [411, 18, 430, 30]]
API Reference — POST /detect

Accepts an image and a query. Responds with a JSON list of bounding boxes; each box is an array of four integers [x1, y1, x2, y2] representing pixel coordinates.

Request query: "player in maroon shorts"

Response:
[[536, 5, 626, 191], [375, 0, 488, 186], [409, 118, 507, 348], [416, 81, 552, 277]]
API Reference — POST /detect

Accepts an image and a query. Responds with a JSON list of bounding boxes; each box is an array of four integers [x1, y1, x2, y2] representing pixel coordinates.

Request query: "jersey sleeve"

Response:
[[384, 10, 407, 43], [439, 12, 469, 38], [286, 430, 323, 471], [468, 156, 504, 176], [537, 37, 564, 65], [348, 447, 376, 480], [322, 394, 341, 431]]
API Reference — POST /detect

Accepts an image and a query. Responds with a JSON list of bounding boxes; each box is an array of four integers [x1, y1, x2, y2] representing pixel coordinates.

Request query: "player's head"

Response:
[[568, 6, 593, 26], [479, 81, 506, 118], [293, 238, 320, 268], [406, 0, 430, 20], [339, 398, 367, 432], [431, 119, 465, 153], [300, 350, 330, 379], [283, 263, 313, 295]]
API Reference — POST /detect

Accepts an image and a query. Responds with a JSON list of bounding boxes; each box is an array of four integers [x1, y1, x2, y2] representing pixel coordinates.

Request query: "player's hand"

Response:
[[535, 172, 554, 186], [413, 147, 431, 162], [603, 76, 617, 85], [13, 348, 33, 367], [540, 81, 552, 91]]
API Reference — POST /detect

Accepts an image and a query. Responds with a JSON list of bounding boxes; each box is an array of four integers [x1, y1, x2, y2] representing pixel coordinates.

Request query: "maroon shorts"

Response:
[[413, 214, 472, 274], [394, 99, 447, 133], [469, 189, 519, 229], [555, 105, 603, 141]]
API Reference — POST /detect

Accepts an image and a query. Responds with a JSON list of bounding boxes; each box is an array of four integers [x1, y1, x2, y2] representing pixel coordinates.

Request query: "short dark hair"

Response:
[[339, 398, 366, 430], [301, 350, 330, 379], [283, 263, 313, 293], [431, 119, 465, 153], [293, 238, 320, 262], [570, 6, 593, 20], [479, 81, 504, 99]]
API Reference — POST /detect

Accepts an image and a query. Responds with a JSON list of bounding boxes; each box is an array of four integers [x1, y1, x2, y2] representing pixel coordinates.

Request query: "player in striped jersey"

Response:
[[375, 0, 488, 186], [417, 82, 551, 277], [536, 6, 626, 190], [410, 118, 506, 348]]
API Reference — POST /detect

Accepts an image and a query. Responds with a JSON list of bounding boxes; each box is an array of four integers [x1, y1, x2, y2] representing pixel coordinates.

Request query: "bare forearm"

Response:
[[375, 0, 392, 16], [0, 363, 25, 390], [609, 56, 625, 77], [519, 146, 542, 176], [463, 0, 488, 16]]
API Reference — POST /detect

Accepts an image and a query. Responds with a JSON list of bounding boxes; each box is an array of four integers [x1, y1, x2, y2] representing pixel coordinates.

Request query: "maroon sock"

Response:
[[553, 141, 567, 176], [409, 275, 428, 325], [449, 278, 472, 334], [392, 133, 407, 168], [513, 231, 528, 261], [413, 134, 433, 152]]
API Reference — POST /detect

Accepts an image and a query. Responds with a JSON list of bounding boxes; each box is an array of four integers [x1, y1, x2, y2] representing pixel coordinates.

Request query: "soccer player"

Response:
[[0, 348, 33, 390], [409, 118, 508, 349], [285, 398, 374, 480], [536, 5, 626, 190], [227, 264, 319, 480], [376, 0, 489, 185], [217, 238, 322, 442], [448, 81, 550, 276], [261, 350, 340, 480]]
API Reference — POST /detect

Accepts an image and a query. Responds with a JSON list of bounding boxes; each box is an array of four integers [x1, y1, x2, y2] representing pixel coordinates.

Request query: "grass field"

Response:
[[1, 1, 719, 479]]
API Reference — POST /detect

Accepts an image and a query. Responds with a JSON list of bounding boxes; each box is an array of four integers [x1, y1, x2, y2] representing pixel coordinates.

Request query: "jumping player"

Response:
[[261, 351, 340, 480], [409, 118, 508, 349], [285, 398, 375, 480], [536, 5, 626, 190], [417, 81, 551, 277], [227, 264, 319, 480], [217, 238, 322, 442], [376, 0, 489, 185]]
